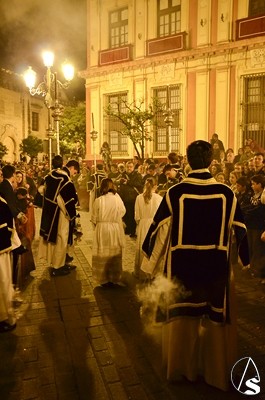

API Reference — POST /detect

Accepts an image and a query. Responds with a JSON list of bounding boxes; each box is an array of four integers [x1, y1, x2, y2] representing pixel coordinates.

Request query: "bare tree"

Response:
[[105, 98, 162, 161]]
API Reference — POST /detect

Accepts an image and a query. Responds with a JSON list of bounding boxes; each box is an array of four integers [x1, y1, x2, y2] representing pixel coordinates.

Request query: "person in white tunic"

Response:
[[91, 178, 126, 287], [134, 177, 162, 280], [0, 196, 19, 332]]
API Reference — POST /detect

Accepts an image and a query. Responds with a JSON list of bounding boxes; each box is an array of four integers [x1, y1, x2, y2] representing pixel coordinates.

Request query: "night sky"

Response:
[[0, 0, 87, 100]]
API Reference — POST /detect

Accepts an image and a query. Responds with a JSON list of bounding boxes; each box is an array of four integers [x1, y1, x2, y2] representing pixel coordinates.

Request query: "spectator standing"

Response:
[[71, 140, 84, 162], [163, 164, 183, 189], [142, 163, 158, 185], [133, 155, 141, 171], [253, 153, 265, 175], [119, 161, 143, 238], [134, 177, 162, 280], [210, 132, 225, 152], [229, 171, 238, 193], [15, 179, 36, 288], [142, 140, 249, 391], [91, 178, 126, 287], [0, 165, 28, 289], [0, 196, 17, 332], [239, 145, 254, 163], [244, 175, 265, 282]]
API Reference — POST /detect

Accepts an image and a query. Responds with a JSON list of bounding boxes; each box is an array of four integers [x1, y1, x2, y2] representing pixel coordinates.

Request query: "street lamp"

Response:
[[23, 51, 74, 168], [163, 85, 174, 153], [90, 113, 98, 169]]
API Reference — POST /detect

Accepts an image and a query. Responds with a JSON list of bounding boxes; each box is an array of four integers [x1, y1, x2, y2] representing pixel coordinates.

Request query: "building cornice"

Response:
[[79, 36, 265, 79]]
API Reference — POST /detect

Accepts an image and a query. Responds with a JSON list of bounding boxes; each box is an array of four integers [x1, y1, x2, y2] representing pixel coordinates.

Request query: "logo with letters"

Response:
[[231, 357, 260, 395]]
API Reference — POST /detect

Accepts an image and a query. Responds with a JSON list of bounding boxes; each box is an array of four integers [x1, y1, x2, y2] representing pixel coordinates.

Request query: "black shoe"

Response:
[[100, 282, 115, 288], [63, 264, 77, 271], [12, 245, 28, 255], [51, 267, 71, 276], [0, 321, 17, 333], [65, 254, 74, 263]]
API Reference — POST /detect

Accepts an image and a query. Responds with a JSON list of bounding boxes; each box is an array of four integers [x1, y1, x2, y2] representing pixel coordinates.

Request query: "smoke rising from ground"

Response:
[[137, 275, 190, 342]]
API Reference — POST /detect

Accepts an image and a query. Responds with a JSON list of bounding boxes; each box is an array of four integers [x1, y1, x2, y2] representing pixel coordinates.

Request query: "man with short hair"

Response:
[[142, 140, 249, 391], [253, 152, 265, 175], [163, 164, 183, 189]]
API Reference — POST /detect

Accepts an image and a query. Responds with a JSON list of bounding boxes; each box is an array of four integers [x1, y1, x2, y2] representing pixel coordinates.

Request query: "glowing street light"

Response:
[[23, 51, 74, 168]]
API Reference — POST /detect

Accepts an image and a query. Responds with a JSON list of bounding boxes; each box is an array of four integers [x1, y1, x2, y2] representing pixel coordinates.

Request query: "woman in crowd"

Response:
[[229, 171, 238, 193], [134, 177, 162, 280], [91, 178, 126, 287], [15, 170, 36, 287]]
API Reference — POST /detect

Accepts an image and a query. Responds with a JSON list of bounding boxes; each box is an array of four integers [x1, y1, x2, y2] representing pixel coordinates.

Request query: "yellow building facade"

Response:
[[0, 69, 48, 163], [83, 0, 265, 162]]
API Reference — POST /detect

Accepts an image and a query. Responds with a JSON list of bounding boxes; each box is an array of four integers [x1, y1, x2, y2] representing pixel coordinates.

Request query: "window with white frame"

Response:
[[157, 0, 181, 37], [105, 93, 128, 154], [241, 73, 265, 149], [109, 8, 128, 48], [153, 85, 181, 153]]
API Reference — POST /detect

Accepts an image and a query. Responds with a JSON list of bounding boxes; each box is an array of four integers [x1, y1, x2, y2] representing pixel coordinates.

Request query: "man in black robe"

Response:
[[39, 156, 77, 276], [142, 140, 249, 391]]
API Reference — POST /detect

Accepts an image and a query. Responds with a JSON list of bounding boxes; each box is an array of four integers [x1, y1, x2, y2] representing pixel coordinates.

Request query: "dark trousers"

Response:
[[247, 228, 265, 277], [123, 200, 136, 235]]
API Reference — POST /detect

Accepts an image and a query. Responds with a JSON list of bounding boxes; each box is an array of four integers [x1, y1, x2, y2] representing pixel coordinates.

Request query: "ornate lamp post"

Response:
[[163, 85, 174, 153], [90, 113, 98, 169], [23, 51, 74, 168]]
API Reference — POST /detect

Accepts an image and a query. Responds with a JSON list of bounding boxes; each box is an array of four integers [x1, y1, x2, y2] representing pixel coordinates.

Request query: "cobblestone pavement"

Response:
[[0, 209, 265, 400]]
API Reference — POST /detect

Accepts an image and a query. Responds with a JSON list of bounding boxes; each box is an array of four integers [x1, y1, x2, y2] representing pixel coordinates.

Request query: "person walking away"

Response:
[[142, 140, 249, 391], [134, 177, 162, 280], [91, 178, 126, 287]]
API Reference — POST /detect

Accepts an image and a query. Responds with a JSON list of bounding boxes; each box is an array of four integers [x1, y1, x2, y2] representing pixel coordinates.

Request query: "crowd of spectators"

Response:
[[0, 134, 265, 288]]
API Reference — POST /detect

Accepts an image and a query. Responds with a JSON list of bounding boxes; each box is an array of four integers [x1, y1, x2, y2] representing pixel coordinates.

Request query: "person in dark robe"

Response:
[[38, 155, 78, 276], [142, 140, 249, 391]]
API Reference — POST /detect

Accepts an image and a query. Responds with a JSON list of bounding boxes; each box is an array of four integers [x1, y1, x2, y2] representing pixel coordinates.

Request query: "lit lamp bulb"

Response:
[[24, 66, 36, 89], [42, 51, 54, 67], [62, 62, 74, 81]]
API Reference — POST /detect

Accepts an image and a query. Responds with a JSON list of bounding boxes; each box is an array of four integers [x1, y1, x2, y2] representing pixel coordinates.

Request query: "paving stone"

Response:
[[87, 326, 102, 339], [22, 377, 40, 399], [91, 337, 108, 351], [126, 384, 149, 400], [119, 366, 140, 386], [102, 364, 120, 383], [108, 382, 129, 400], [95, 350, 114, 366]]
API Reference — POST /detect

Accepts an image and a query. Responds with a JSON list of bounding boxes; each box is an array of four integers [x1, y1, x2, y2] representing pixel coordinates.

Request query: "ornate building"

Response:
[[0, 68, 47, 163], [82, 0, 265, 162]]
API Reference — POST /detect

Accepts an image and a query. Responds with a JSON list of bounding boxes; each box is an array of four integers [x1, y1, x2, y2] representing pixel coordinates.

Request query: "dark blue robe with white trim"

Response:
[[142, 171, 249, 324], [40, 169, 77, 244]]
